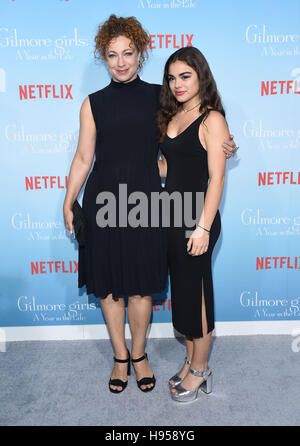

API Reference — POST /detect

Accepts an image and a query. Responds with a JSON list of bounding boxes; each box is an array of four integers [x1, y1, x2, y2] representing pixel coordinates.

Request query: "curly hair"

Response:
[[94, 14, 150, 68], [157, 47, 226, 142]]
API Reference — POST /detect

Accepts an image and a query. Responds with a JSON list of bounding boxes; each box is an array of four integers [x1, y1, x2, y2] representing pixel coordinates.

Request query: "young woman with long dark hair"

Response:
[[158, 47, 231, 402]]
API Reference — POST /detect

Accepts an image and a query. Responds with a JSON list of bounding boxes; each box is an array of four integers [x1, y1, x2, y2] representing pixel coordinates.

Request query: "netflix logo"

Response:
[[19, 84, 73, 100], [258, 171, 300, 186], [31, 260, 78, 275], [256, 256, 300, 270], [261, 80, 300, 96], [153, 299, 172, 311], [25, 176, 68, 190], [148, 34, 194, 49]]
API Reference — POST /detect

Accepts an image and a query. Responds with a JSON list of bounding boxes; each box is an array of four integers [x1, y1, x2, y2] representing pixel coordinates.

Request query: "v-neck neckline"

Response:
[[166, 112, 206, 141]]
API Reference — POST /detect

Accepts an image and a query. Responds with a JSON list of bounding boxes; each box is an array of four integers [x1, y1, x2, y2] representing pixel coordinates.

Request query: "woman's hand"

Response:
[[187, 226, 209, 256], [63, 205, 74, 235], [223, 134, 239, 158]]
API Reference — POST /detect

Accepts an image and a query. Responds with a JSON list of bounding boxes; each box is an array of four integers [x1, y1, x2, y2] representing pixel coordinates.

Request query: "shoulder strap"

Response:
[[205, 108, 219, 114]]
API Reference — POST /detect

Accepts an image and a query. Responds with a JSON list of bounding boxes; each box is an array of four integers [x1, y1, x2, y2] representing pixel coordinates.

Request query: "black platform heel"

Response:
[[131, 353, 156, 392], [109, 349, 131, 394]]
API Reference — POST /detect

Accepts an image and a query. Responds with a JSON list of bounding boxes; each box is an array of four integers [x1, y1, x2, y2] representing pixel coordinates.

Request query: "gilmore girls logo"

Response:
[[17, 296, 97, 323], [246, 24, 300, 57], [11, 212, 68, 242], [246, 24, 299, 44], [12, 213, 61, 231], [0, 27, 89, 50], [241, 209, 300, 237], [240, 291, 300, 318], [5, 124, 77, 154], [242, 120, 300, 150]]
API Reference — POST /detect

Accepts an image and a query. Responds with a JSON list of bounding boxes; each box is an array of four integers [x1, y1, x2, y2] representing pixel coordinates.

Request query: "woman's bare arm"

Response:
[[63, 96, 96, 231], [187, 111, 229, 255], [198, 111, 229, 230]]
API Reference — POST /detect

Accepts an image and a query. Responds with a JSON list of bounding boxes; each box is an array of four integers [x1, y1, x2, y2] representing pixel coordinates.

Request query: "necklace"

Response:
[[175, 102, 201, 121], [183, 102, 201, 113]]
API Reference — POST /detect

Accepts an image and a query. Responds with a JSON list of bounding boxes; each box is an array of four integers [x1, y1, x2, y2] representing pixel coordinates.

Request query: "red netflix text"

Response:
[[25, 176, 68, 190], [153, 299, 172, 312], [258, 171, 300, 186], [19, 84, 73, 100], [148, 34, 194, 49], [256, 257, 300, 270], [31, 261, 78, 275], [261, 80, 300, 96]]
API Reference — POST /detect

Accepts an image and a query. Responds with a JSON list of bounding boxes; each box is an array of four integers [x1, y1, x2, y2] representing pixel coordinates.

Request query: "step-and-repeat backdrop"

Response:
[[0, 0, 299, 340]]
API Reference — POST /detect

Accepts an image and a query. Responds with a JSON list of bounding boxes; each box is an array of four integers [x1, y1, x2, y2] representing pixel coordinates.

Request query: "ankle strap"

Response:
[[190, 366, 210, 379], [114, 356, 130, 363], [185, 357, 191, 365], [131, 353, 148, 363], [114, 349, 130, 363]]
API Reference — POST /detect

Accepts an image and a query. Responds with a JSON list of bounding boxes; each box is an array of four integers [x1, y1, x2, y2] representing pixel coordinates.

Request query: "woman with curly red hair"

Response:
[[63, 15, 236, 395]]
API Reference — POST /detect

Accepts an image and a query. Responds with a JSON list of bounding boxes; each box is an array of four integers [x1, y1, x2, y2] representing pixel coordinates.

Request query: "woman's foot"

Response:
[[169, 358, 191, 387], [132, 353, 155, 391], [171, 365, 211, 396], [109, 349, 130, 393], [109, 362, 129, 392]]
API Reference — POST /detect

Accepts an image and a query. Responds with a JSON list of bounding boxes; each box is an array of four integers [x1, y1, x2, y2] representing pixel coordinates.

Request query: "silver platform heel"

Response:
[[169, 357, 191, 389], [171, 366, 212, 403]]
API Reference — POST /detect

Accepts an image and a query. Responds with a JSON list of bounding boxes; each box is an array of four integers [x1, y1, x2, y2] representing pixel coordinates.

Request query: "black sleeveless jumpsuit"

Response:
[[78, 76, 168, 300], [160, 110, 221, 338]]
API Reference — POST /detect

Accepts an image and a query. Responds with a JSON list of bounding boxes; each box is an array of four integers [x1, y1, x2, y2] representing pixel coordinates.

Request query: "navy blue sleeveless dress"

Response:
[[78, 76, 168, 300], [160, 110, 221, 338]]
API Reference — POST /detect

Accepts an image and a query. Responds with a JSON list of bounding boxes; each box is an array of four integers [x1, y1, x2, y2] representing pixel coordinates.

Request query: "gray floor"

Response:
[[0, 336, 299, 426]]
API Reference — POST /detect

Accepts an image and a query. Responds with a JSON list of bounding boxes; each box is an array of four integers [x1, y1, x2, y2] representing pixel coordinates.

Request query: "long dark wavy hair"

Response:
[[157, 47, 225, 142]]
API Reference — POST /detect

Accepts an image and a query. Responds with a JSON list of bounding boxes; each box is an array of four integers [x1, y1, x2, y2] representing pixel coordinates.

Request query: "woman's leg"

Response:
[[171, 333, 211, 394], [169, 336, 193, 386], [127, 295, 154, 390], [171, 279, 212, 394], [100, 293, 128, 392]]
